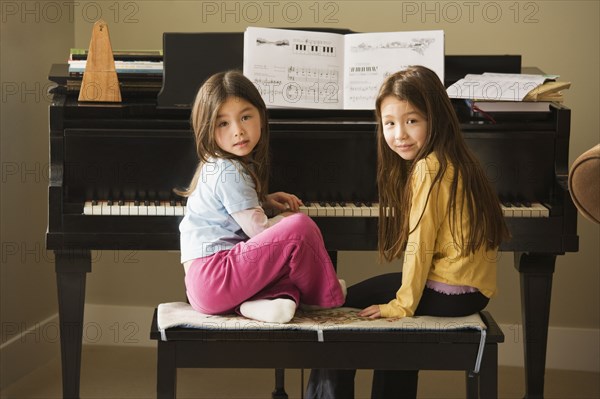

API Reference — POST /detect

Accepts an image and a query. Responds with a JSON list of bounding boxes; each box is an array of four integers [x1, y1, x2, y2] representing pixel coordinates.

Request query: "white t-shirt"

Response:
[[179, 158, 259, 262]]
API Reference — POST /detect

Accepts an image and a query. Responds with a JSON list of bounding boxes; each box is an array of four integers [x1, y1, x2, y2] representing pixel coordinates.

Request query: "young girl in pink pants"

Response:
[[178, 70, 345, 323]]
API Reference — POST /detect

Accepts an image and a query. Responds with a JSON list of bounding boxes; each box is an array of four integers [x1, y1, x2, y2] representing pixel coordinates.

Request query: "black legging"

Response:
[[306, 273, 490, 399]]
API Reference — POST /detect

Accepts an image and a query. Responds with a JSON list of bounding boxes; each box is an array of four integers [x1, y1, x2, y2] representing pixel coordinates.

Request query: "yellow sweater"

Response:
[[378, 153, 498, 318]]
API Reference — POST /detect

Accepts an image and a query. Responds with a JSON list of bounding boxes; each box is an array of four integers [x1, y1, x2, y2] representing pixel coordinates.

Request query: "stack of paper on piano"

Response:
[[66, 48, 163, 95], [243, 27, 444, 110], [447, 72, 571, 112]]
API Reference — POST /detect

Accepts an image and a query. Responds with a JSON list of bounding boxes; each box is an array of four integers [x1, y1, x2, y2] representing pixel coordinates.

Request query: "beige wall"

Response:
[[2, 0, 599, 386], [1, 4, 74, 386]]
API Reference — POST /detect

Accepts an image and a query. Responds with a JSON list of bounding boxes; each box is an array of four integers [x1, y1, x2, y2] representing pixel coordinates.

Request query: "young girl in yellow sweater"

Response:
[[307, 65, 510, 398]]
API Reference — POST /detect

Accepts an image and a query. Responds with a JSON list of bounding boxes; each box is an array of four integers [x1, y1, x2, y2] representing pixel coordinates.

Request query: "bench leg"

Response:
[[478, 343, 499, 399], [157, 341, 177, 399], [465, 342, 499, 399], [272, 369, 288, 399], [465, 371, 479, 399]]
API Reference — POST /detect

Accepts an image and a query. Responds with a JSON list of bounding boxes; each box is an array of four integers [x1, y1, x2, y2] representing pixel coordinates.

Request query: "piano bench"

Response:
[[149, 308, 504, 399]]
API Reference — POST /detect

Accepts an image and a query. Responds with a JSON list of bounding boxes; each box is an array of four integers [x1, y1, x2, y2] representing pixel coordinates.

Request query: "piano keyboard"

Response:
[[500, 202, 549, 218], [83, 200, 550, 218], [83, 200, 186, 216]]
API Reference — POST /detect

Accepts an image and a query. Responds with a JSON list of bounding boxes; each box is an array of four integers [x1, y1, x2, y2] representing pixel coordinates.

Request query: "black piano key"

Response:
[[500, 197, 512, 207]]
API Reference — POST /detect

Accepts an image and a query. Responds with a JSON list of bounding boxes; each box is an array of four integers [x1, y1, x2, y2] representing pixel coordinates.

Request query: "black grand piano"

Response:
[[47, 32, 578, 398]]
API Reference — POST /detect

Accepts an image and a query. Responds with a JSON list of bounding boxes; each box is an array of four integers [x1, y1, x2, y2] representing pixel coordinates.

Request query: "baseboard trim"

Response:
[[0, 313, 60, 389]]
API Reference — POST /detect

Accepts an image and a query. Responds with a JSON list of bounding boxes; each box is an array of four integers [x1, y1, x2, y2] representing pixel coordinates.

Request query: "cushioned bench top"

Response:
[[152, 302, 503, 344]]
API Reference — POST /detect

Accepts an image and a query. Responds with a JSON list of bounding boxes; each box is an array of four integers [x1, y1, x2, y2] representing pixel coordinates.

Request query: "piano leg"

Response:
[[55, 250, 91, 399], [514, 252, 556, 399]]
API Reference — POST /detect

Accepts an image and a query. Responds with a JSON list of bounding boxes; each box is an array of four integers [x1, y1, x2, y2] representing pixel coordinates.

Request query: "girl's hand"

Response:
[[358, 305, 382, 319], [265, 192, 303, 212]]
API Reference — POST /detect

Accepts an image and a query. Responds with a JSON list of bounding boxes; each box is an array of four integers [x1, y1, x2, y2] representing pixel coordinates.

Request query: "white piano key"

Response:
[[138, 204, 148, 216], [343, 204, 353, 217], [532, 202, 549, 217], [501, 204, 513, 218], [165, 204, 175, 216], [84, 201, 93, 215], [92, 203, 102, 215], [299, 204, 316, 217], [315, 203, 327, 217], [512, 206, 523, 218], [174, 205, 184, 216], [156, 202, 166, 216], [297, 205, 308, 215], [360, 204, 372, 217], [129, 203, 139, 216], [325, 203, 336, 217], [370, 203, 379, 217], [101, 202, 111, 215]]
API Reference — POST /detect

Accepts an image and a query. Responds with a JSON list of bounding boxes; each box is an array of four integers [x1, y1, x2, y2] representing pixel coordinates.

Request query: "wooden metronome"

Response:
[[78, 19, 122, 102]]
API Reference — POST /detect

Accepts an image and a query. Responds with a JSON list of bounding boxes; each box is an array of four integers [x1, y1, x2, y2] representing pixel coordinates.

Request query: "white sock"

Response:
[[239, 298, 297, 324]]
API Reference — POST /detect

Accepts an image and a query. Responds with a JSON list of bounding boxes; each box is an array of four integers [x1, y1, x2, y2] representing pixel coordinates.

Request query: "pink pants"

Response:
[[184, 213, 345, 315]]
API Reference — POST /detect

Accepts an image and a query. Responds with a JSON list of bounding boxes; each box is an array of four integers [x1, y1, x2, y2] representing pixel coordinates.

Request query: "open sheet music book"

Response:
[[243, 27, 444, 110]]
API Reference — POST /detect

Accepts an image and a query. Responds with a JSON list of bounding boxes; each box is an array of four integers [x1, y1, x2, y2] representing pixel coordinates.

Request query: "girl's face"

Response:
[[214, 96, 262, 158], [380, 96, 428, 161]]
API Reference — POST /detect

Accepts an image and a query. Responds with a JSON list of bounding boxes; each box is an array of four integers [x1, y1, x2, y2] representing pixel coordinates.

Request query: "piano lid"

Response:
[[157, 32, 244, 109]]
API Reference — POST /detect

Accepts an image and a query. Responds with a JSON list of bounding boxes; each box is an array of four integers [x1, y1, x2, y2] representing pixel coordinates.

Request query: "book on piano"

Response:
[[60, 48, 164, 96], [70, 48, 163, 62], [446, 72, 571, 102], [68, 48, 163, 76], [243, 27, 444, 110]]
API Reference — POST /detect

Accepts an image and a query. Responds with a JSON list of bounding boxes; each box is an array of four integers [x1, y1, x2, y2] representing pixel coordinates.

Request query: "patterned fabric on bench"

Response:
[[157, 302, 489, 373]]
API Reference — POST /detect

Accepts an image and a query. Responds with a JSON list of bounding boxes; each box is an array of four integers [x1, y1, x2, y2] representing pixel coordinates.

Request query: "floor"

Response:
[[2, 345, 599, 399]]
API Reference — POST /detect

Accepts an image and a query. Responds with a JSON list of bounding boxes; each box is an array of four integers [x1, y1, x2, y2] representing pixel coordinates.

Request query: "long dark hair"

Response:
[[175, 70, 270, 200], [376, 65, 510, 261]]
